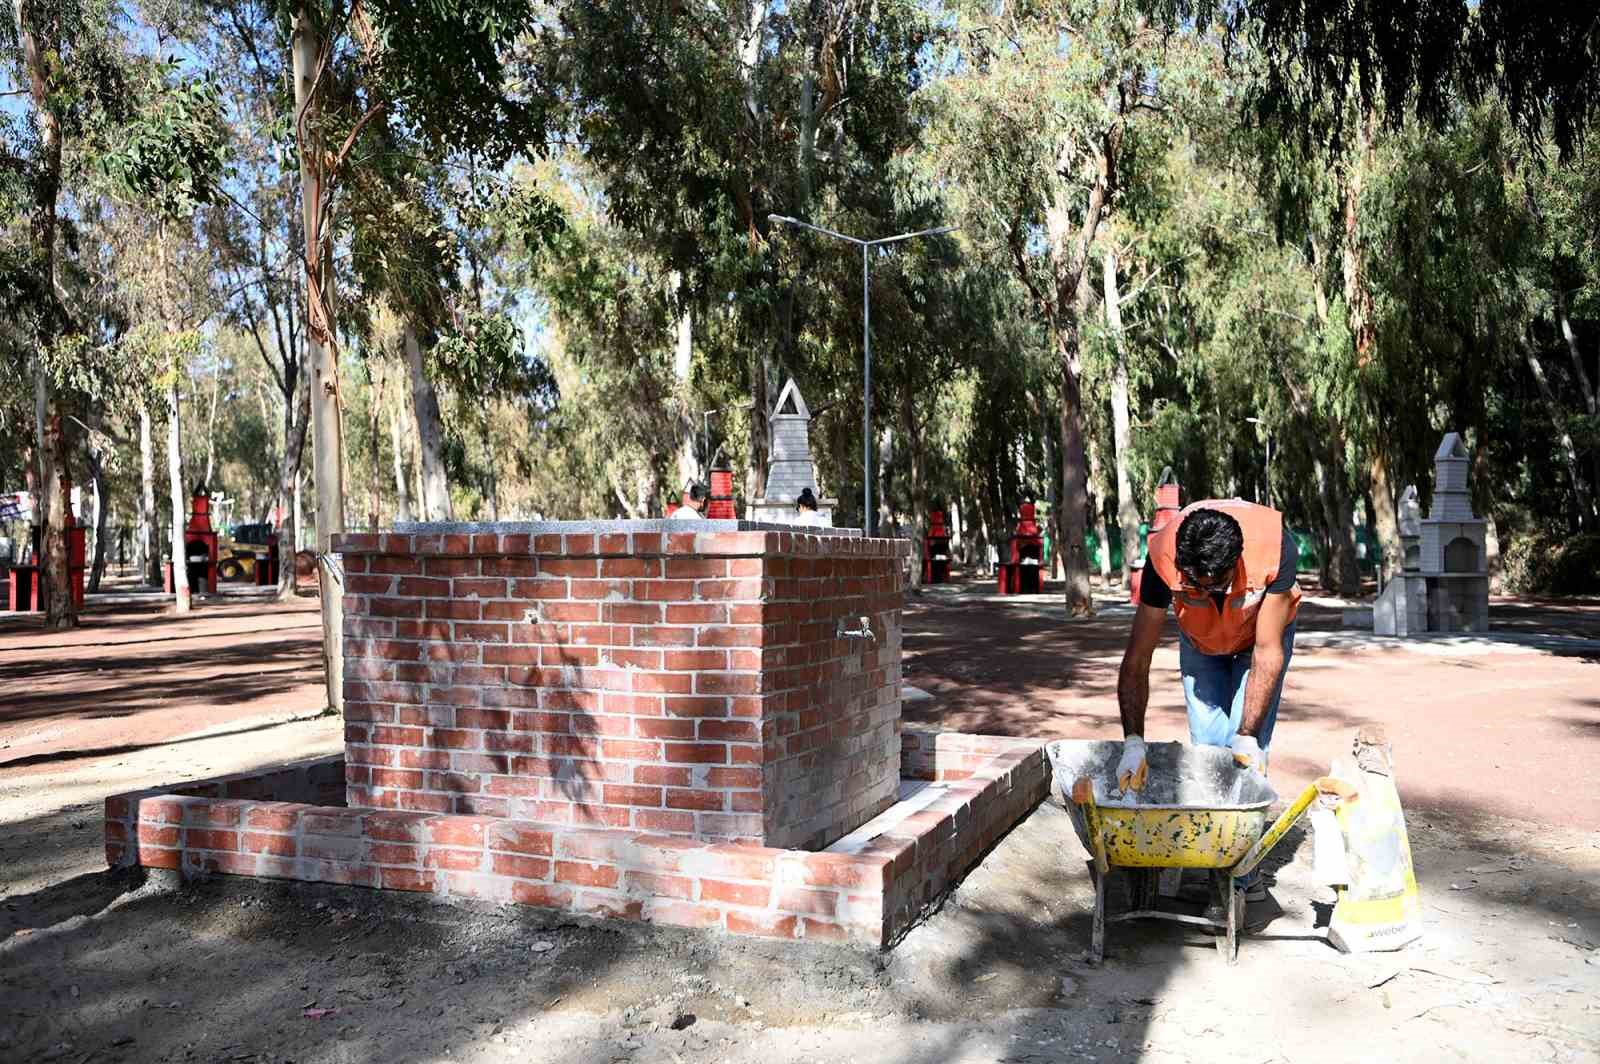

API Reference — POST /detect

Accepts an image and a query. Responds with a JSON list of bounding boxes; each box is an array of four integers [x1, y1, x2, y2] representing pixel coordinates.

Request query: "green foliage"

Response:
[[96, 60, 226, 220], [429, 309, 553, 400], [358, 0, 549, 166], [1153, 0, 1600, 161], [1502, 532, 1600, 596]]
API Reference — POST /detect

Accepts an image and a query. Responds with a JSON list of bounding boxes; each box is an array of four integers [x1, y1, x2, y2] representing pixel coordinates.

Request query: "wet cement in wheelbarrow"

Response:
[[1047, 739, 1276, 809]]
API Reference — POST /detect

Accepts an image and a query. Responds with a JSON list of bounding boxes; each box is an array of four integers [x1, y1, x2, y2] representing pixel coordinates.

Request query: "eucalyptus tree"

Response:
[[280, 0, 549, 709], [98, 59, 226, 613], [6, 0, 120, 627], [928, 0, 1211, 614], [532, 0, 938, 513]]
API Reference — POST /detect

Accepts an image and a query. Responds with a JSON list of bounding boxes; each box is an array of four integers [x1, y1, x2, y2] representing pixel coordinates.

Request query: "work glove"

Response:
[[1116, 735, 1148, 793], [1230, 732, 1268, 775]]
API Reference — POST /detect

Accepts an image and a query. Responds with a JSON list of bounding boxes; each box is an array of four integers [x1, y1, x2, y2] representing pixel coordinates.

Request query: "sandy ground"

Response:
[[3, 576, 1598, 1063]]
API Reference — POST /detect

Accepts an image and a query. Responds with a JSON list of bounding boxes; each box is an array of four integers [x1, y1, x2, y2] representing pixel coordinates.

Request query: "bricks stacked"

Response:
[[103, 729, 1051, 947], [334, 525, 908, 851]]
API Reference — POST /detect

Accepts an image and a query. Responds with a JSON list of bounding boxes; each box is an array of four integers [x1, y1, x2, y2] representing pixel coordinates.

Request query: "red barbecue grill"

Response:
[[6, 477, 85, 612], [997, 501, 1045, 594], [165, 484, 219, 594], [707, 460, 737, 520], [1129, 468, 1181, 604], [923, 509, 952, 583]]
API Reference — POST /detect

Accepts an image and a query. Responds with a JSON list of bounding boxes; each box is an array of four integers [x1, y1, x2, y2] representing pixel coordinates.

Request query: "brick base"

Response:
[[104, 729, 1048, 948]]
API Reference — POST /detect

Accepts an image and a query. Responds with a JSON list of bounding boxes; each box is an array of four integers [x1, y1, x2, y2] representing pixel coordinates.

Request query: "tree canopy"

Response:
[[3, 0, 1597, 636]]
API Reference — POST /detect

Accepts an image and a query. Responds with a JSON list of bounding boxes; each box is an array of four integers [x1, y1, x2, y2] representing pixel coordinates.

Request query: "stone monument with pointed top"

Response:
[[1374, 432, 1489, 635], [748, 378, 836, 527]]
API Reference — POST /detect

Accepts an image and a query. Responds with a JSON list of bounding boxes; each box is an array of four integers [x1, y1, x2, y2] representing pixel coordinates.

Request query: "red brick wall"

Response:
[[333, 527, 908, 851], [103, 729, 1051, 949]]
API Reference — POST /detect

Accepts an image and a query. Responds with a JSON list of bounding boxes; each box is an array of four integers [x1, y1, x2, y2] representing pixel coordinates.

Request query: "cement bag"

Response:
[[1326, 726, 1423, 953]]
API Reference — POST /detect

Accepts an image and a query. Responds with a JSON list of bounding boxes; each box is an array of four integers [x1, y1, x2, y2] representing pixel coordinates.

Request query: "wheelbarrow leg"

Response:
[[1221, 886, 1242, 964], [1089, 861, 1106, 964], [1071, 776, 1109, 966]]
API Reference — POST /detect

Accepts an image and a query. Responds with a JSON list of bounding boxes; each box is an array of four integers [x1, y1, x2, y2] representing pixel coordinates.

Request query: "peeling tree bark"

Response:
[[87, 414, 108, 593], [14, 0, 73, 629], [1523, 340, 1593, 529], [389, 374, 413, 524], [1555, 287, 1600, 514], [140, 405, 160, 585], [403, 323, 452, 521], [167, 381, 191, 613], [1369, 450, 1403, 578], [293, 6, 344, 713], [1103, 246, 1140, 587], [1087, 435, 1113, 584]]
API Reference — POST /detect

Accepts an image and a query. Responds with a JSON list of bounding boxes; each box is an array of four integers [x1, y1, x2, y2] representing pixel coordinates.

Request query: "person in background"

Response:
[[671, 481, 709, 520], [794, 487, 829, 527]]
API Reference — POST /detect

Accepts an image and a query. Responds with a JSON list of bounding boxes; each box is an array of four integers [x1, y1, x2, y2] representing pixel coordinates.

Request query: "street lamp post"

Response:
[[768, 214, 957, 536]]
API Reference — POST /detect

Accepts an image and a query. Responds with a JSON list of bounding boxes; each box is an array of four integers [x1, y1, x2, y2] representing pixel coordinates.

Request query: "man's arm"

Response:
[[1238, 591, 1294, 739], [1117, 604, 1167, 736]]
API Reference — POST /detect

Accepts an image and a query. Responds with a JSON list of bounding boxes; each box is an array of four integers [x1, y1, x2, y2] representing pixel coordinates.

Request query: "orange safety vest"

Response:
[[1147, 499, 1302, 656]]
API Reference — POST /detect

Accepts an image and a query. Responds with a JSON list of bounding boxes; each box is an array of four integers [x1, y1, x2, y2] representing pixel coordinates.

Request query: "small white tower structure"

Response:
[[747, 378, 836, 526], [1374, 433, 1489, 635]]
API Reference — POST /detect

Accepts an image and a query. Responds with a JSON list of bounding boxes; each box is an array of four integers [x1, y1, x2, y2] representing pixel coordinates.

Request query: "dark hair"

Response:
[[1175, 508, 1244, 581], [685, 481, 709, 504], [796, 487, 817, 511]]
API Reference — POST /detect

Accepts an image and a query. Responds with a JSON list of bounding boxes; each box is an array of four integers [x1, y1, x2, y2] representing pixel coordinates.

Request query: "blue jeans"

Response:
[[1178, 622, 1296, 753], [1179, 622, 1296, 893]]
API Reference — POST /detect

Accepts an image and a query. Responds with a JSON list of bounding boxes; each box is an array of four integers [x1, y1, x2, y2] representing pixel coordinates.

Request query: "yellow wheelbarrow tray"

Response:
[[1047, 739, 1325, 965]]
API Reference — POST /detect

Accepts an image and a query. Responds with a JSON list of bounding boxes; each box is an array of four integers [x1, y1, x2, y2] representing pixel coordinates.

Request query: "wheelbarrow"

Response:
[[1047, 739, 1325, 964]]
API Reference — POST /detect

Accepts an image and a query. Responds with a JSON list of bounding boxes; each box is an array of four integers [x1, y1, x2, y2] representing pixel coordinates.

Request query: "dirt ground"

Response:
[[3, 574, 1598, 1063]]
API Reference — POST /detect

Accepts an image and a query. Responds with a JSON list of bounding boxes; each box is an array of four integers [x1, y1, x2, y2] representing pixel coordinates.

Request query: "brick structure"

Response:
[[104, 729, 1049, 948], [337, 523, 906, 851], [102, 518, 1056, 948]]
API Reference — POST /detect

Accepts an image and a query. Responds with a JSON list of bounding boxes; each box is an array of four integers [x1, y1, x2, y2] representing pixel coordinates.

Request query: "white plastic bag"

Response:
[[1325, 727, 1423, 953]]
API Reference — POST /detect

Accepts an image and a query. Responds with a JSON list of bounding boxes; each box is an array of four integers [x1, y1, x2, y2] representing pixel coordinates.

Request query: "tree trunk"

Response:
[[1087, 435, 1113, 585], [139, 405, 160, 585], [1522, 341, 1593, 528], [903, 388, 926, 589], [1368, 450, 1403, 578], [389, 378, 413, 523], [1046, 411, 1064, 580], [482, 409, 500, 521], [669, 272, 698, 491], [746, 351, 772, 513], [403, 323, 452, 521], [15, 0, 72, 629], [1341, 111, 1377, 366], [1037, 126, 1117, 617], [1312, 443, 1360, 597], [1471, 441, 1502, 589], [294, 7, 344, 714], [1103, 246, 1140, 587], [88, 433, 107, 593], [368, 366, 383, 530], [277, 390, 310, 600], [1554, 287, 1600, 515], [167, 382, 192, 613], [202, 357, 222, 487], [1056, 318, 1093, 615]]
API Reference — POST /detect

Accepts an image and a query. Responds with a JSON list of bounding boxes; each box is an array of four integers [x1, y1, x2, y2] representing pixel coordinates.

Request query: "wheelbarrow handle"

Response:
[[1231, 777, 1341, 880], [1070, 776, 1110, 875]]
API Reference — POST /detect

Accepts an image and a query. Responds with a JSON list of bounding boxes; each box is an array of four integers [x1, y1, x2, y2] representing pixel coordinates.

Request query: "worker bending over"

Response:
[[1116, 501, 1301, 891]]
